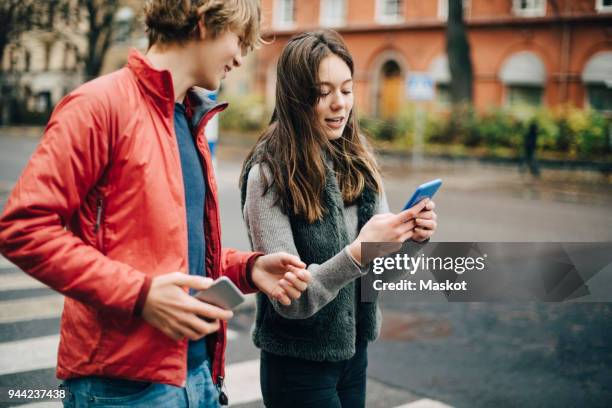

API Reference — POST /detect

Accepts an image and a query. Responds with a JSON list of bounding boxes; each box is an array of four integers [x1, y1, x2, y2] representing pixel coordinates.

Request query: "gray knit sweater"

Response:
[[243, 163, 390, 319]]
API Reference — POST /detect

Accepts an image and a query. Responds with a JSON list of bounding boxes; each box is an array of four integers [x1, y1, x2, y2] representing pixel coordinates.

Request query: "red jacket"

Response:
[[0, 49, 259, 388]]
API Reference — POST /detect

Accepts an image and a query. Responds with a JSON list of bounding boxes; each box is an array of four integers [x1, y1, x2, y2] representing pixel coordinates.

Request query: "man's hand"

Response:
[[142, 272, 234, 341], [251, 252, 311, 306]]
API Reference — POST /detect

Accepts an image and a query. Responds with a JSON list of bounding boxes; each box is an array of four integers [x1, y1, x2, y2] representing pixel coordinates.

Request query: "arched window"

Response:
[[499, 51, 546, 107], [581, 51, 612, 113]]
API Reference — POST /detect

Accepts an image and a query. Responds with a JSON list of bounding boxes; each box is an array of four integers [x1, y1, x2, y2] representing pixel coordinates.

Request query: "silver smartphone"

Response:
[[194, 276, 245, 310]]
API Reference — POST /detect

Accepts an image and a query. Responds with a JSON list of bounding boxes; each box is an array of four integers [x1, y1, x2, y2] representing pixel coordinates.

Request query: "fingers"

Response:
[[390, 219, 415, 241], [278, 279, 301, 300], [188, 297, 234, 321], [283, 271, 308, 292], [399, 229, 414, 242], [279, 252, 306, 269], [272, 286, 291, 306], [396, 199, 430, 224], [169, 272, 214, 291], [412, 228, 434, 242], [287, 266, 312, 284], [415, 218, 437, 231], [183, 314, 221, 340], [165, 315, 221, 341], [416, 210, 437, 221]]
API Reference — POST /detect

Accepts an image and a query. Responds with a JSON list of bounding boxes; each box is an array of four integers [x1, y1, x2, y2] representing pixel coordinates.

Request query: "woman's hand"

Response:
[[348, 199, 430, 264], [251, 252, 311, 305], [412, 200, 437, 242]]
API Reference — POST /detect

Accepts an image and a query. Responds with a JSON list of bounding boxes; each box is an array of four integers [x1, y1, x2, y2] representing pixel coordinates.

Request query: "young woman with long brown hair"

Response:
[[239, 29, 438, 407]]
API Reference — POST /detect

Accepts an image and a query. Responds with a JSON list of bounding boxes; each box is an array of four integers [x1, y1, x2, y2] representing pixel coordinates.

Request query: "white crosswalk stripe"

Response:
[[0, 255, 16, 269], [0, 272, 47, 291], [0, 335, 59, 376], [394, 398, 454, 408], [0, 295, 64, 324]]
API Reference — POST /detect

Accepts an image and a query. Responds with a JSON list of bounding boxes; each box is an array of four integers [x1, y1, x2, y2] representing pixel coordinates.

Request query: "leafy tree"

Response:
[[0, 0, 38, 68]]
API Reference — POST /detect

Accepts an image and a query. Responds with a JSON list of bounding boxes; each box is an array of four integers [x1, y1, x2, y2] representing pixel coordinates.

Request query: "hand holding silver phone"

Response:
[[194, 276, 245, 310]]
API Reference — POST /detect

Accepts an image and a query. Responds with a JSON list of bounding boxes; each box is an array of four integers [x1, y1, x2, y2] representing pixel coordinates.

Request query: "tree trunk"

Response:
[[446, 0, 473, 104], [83, 0, 118, 79]]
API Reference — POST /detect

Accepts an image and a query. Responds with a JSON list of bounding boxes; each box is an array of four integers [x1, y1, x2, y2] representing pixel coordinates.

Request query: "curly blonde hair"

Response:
[[144, 0, 263, 51]]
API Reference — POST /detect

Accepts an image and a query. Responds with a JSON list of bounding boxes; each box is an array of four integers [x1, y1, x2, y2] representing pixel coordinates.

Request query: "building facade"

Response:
[[257, 0, 612, 117], [0, 0, 144, 124]]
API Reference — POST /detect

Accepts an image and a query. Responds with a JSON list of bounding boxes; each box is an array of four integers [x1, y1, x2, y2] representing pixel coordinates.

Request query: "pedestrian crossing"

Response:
[[0, 257, 453, 408]]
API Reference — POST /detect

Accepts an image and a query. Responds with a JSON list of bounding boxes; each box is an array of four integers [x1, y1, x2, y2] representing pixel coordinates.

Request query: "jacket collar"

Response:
[[127, 48, 176, 116], [184, 87, 227, 129], [127, 48, 228, 125]]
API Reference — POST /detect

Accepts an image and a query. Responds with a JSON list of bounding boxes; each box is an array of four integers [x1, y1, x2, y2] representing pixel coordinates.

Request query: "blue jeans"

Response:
[[61, 359, 219, 408], [260, 341, 368, 408]]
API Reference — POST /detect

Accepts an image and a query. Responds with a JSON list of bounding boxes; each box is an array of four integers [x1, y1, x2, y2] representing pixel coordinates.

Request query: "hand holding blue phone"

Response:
[[402, 178, 442, 211]]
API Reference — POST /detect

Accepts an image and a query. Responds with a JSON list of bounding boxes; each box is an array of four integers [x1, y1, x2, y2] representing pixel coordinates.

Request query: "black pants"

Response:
[[260, 342, 368, 408]]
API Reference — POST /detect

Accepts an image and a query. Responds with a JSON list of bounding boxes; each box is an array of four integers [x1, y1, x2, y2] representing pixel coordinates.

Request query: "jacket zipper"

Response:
[[94, 197, 104, 250], [186, 102, 229, 398], [216, 376, 228, 405]]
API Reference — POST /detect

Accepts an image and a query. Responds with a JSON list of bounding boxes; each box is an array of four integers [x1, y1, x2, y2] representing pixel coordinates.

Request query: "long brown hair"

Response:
[[241, 29, 382, 223]]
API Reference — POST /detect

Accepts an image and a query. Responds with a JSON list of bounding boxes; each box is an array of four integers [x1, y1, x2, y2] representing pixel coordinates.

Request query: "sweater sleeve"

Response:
[[244, 164, 374, 319]]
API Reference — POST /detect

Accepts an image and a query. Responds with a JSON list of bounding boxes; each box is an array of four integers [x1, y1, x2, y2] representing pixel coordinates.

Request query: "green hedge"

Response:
[[361, 104, 611, 160]]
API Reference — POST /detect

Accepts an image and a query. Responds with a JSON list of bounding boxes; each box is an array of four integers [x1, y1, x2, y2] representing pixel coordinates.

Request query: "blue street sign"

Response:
[[406, 73, 435, 101]]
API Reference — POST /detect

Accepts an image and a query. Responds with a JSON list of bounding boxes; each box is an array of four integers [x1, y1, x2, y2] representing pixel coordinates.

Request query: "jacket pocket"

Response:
[[93, 196, 105, 252]]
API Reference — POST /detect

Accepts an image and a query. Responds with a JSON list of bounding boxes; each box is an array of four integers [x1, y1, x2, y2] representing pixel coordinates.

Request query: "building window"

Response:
[[499, 51, 547, 107], [513, 0, 546, 17], [507, 85, 543, 107], [376, 0, 404, 24], [320, 0, 346, 27], [586, 84, 612, 112], [114, 7, 135, 43], [438, 0, 471, 21], [596, 0, 612, 13], [274, 0, 295, 29], [582, 52, 612, 112]]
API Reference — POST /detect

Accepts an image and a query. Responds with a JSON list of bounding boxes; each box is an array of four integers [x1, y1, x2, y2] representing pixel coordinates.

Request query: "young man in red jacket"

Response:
[[0, 1, 311, 406]]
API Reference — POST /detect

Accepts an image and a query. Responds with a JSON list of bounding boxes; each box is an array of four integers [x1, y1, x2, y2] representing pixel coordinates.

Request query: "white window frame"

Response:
[[595, 0, 612, 13], [438, 0, 471, 21], [320, 0, 346, 27], [513, 0, 546, 17], [274, 0, 295, 30], [376, 0, 404, 24]]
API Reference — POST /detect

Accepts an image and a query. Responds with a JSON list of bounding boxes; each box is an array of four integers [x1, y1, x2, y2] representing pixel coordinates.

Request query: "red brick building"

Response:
[[256, 0, 612, 117]]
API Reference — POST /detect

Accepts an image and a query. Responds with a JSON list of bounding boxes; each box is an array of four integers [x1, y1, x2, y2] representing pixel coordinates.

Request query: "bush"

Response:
[[391, 104, 611, 160], [219, 94, 268, 133], [359, 117, 404, 142]]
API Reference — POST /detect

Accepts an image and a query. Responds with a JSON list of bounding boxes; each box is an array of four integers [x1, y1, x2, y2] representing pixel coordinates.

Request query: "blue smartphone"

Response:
[[402, 179, 442, 211]]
